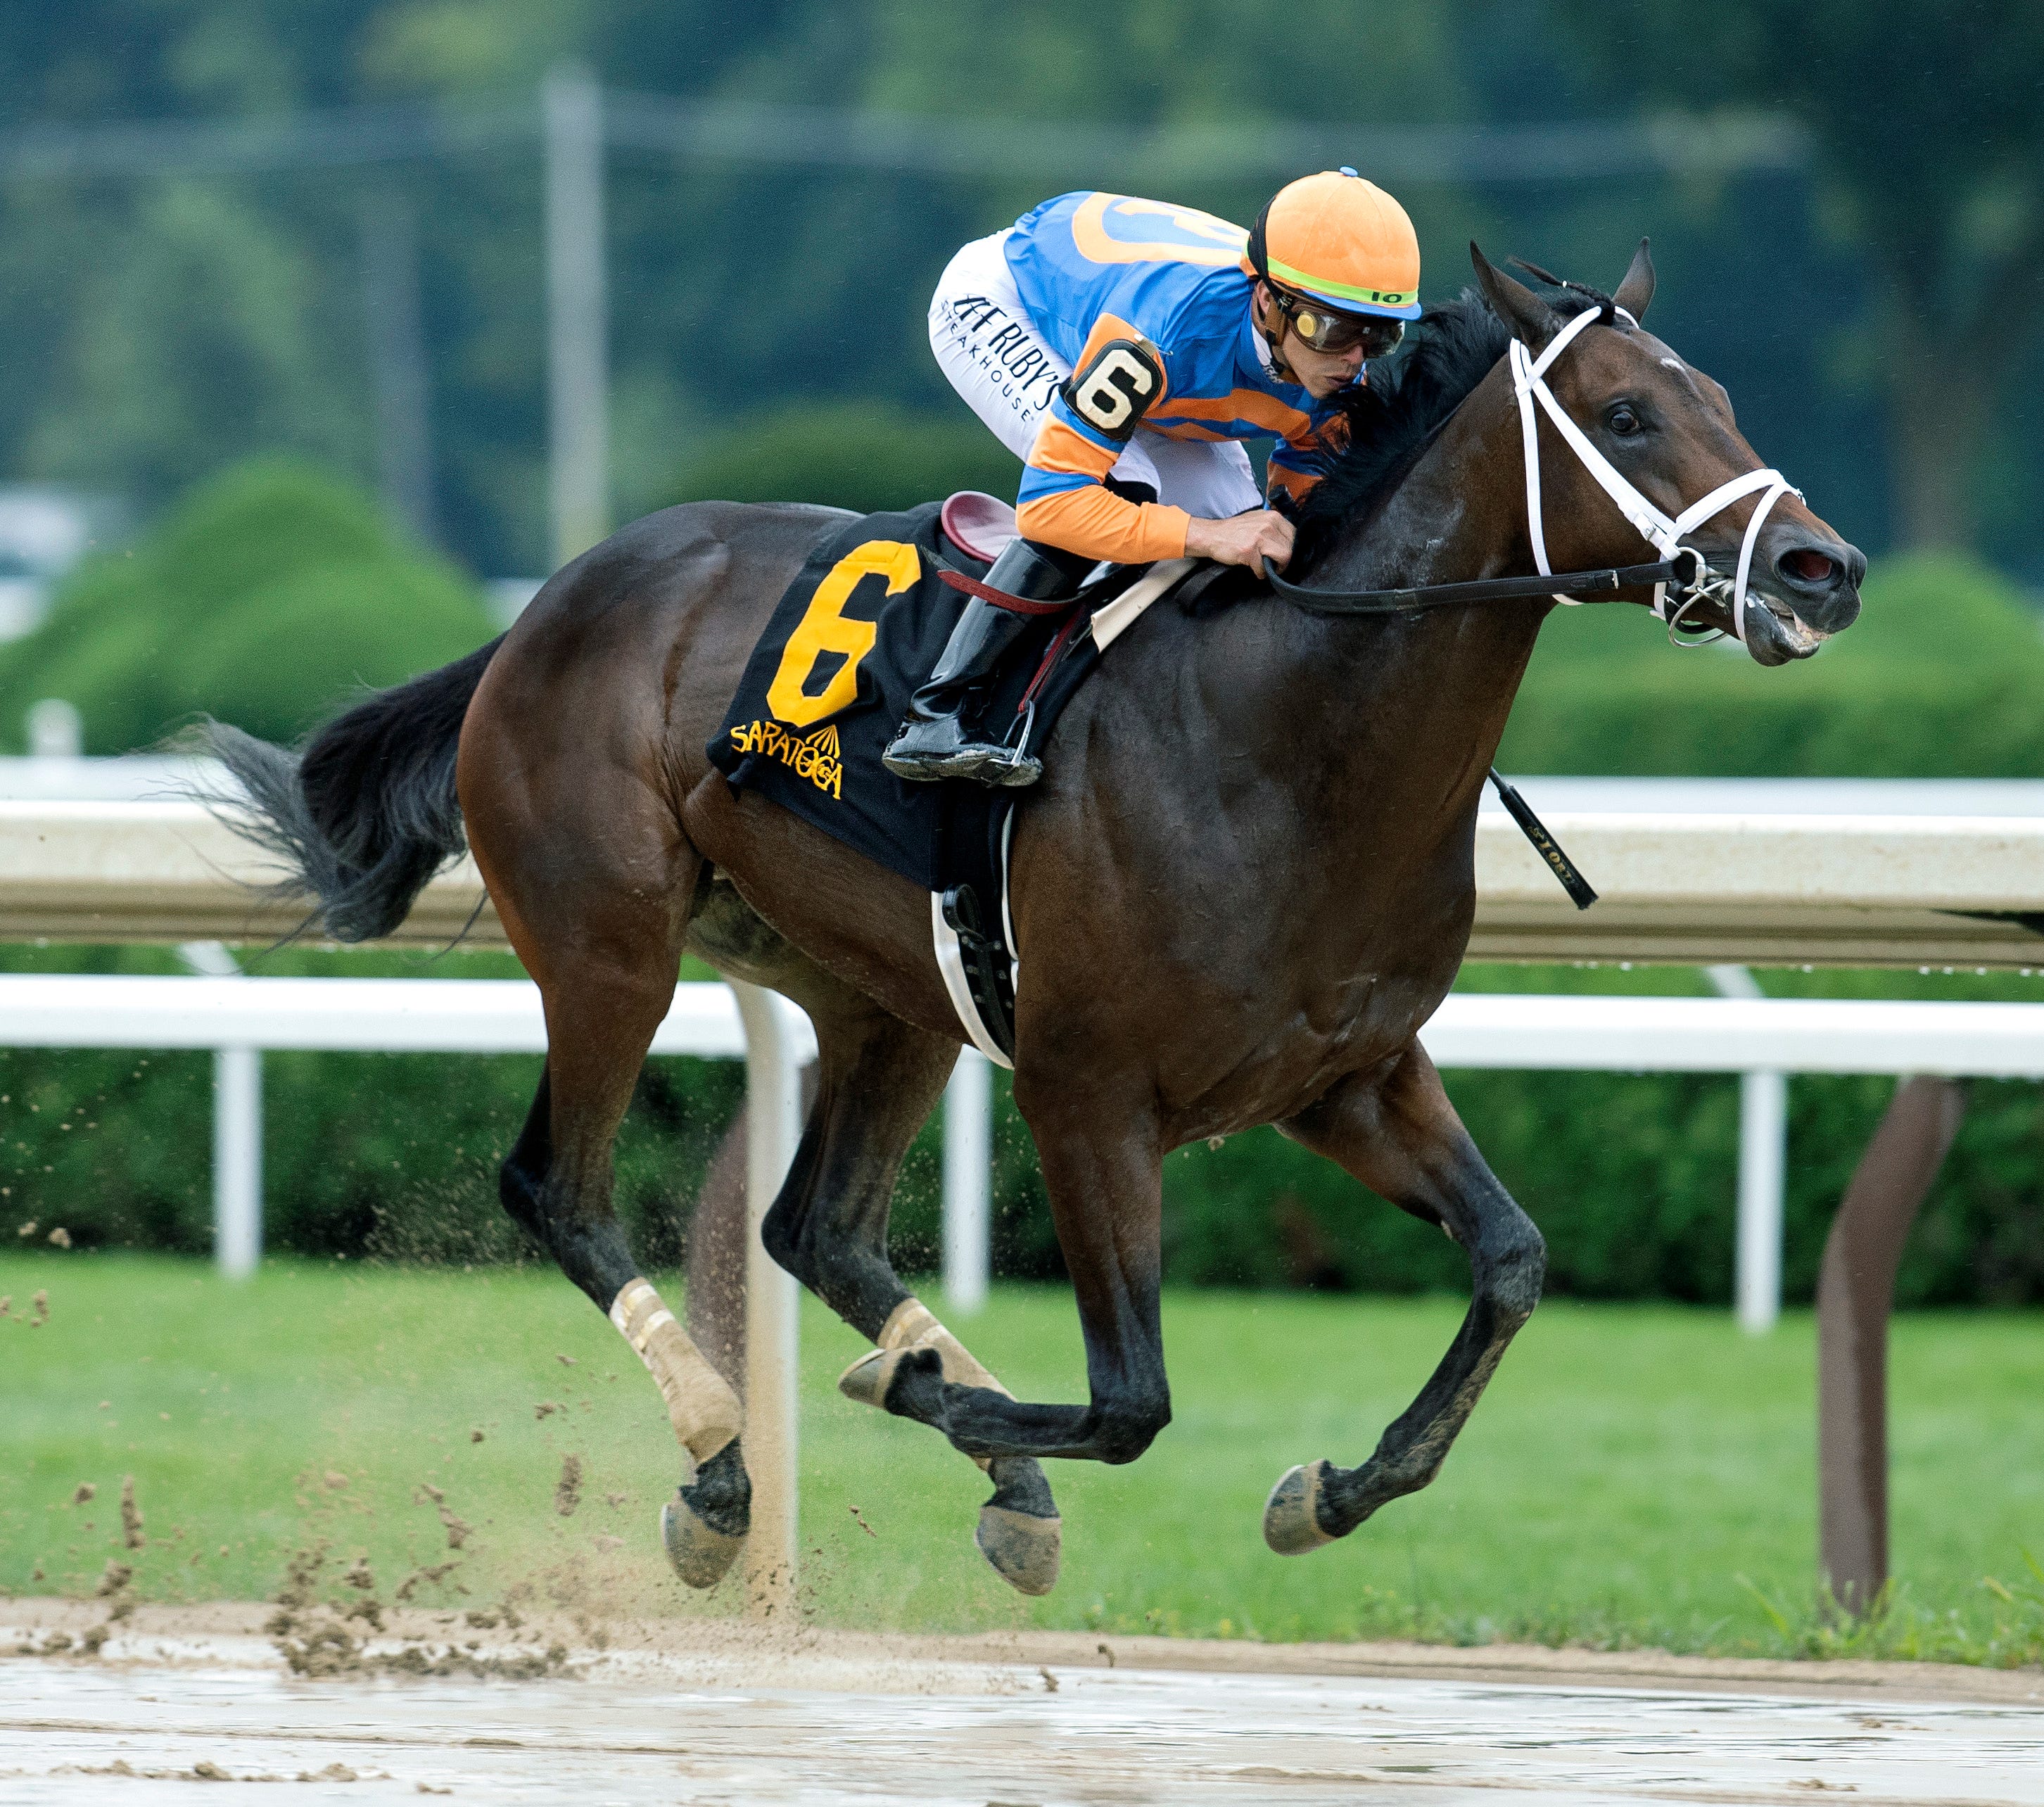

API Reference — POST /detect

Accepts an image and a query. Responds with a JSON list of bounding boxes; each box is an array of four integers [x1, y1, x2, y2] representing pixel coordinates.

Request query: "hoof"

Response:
[[661, 1492, 744, 1590], [837, 1347, 902, 1410], [837, 1344, 942, 1416], [975, 1504, 1062, 1597], [1263, 1460, 1338, 1556]]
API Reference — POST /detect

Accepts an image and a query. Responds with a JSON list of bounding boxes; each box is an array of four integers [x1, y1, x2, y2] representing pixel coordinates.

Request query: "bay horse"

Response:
[[209, 245, 1862, 1597]]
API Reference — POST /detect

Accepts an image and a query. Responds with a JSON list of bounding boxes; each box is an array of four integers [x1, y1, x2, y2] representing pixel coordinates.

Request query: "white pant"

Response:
[[927, 231, 1263, 521]]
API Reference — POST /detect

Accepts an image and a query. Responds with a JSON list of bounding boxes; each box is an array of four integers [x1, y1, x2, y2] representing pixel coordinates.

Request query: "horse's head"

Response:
[[1471, 241, 1863, 666]]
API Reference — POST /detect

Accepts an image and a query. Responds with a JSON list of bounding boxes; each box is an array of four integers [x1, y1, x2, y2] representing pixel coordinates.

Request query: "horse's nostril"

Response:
[[1779, 547, 1838, 586]]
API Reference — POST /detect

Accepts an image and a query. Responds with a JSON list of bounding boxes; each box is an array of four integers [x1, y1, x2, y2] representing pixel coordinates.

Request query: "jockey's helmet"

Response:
[[1248, 169, 1422, 332]]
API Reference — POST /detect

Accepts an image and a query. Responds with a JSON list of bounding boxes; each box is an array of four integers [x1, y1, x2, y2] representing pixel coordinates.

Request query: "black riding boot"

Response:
[[882, 539, 1085, 786]]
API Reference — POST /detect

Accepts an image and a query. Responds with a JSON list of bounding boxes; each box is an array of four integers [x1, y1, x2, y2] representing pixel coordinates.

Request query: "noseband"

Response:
[[1264, 303, 1800, 647]]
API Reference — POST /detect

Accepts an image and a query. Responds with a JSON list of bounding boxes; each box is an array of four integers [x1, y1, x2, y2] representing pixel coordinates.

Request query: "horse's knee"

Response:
[[1484, 1210, 1546, 1320], [1093, 1388, 1172, 1466]]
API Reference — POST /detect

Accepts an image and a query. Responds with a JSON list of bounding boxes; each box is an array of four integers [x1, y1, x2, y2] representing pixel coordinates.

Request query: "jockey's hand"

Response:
[[1186, 509, 1295, 573]]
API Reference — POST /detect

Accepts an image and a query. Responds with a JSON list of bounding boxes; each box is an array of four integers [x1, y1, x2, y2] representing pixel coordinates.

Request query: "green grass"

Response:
[[4, 1253, 2041, 1664]]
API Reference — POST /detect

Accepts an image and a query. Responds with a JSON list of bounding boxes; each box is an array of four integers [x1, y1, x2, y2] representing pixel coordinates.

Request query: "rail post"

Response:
[[1817, 1074, 1965, 1613], [942, 1048, 991, 1314], [1707, 966, 1786, 1332], [177, 942, 262, 1279], [728, 979, 805, 1621]]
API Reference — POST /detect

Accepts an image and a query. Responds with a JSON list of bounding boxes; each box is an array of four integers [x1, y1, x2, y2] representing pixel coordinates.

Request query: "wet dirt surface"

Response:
[[5, 1614, 2044, 1805]]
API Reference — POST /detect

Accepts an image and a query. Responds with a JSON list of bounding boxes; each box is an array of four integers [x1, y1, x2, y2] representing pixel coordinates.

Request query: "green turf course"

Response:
[[3, 1254, 2040, 1664]]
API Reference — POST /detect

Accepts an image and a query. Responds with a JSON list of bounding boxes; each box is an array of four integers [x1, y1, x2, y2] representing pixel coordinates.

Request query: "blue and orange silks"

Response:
[[1003, 191, 1357, 565]]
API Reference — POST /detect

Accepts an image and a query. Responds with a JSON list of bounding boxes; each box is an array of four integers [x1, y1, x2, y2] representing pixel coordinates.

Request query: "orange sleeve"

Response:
[[1016, 486, 1191, 565]]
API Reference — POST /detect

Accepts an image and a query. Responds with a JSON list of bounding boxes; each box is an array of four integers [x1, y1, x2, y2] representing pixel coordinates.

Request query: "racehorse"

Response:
[[208, 245, 1862, 1597]]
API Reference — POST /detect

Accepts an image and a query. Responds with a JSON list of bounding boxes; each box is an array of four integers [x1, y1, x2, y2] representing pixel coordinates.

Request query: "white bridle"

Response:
[[1509, 303, 1798, 645]]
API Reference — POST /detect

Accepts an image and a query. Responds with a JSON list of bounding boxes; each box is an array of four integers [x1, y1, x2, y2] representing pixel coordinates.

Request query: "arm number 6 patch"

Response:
[[1060, 340, 1164, 442]]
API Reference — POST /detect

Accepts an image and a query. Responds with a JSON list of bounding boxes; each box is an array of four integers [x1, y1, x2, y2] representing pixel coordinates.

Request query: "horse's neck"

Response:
[[1287, 364, 1549, 815], [1312, 360, 1532, 597]]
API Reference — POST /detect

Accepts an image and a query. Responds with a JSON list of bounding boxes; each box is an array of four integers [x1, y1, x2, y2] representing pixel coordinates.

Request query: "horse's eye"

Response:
[[1606, 402, 1642, 437]]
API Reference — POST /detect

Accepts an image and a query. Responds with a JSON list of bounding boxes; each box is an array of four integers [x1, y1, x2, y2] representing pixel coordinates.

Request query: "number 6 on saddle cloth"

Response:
[[709, 490, 1594, 1064], [707, 493, 1194, 1064]]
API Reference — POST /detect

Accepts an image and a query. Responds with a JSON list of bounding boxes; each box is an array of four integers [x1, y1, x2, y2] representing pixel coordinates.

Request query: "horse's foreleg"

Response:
[[765, 1006, 1064, 1594], [1260, 1044, 1546, 1555], [859, 1103, 1172, 1471]]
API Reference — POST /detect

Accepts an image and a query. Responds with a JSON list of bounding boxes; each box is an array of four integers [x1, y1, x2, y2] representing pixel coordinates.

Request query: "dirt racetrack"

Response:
[[6, 1599, 2043, 1803]]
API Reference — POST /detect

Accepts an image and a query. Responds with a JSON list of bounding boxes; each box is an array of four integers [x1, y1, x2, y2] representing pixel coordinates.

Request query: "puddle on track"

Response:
[[5, 1646, 2044, 1804]]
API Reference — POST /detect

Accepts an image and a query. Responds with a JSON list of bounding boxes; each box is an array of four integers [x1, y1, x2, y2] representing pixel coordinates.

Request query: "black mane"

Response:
[[1295, 280, 1608, 560]]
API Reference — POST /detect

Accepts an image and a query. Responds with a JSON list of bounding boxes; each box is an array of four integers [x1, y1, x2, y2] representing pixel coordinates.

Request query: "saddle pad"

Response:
[[707, 503, 1099, 887], [707, 501, 1191, 1062]]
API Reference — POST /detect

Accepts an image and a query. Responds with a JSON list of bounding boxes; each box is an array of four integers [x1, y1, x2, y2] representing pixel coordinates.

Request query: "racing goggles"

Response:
[[1270, 288, 1404, 358]]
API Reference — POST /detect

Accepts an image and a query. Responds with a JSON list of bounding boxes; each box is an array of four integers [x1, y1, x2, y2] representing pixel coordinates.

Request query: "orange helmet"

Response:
[[1248, 168, 1421, 321]]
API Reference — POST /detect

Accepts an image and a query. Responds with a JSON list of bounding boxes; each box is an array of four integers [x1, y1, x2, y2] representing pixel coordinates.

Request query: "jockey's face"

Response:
[[1287, 331, 1369, 400], [1253, 282, 1369, 400]]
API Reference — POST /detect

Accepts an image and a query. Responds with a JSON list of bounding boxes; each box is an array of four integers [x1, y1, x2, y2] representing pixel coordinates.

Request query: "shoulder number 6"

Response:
[[1061, 339, 1163, 441]]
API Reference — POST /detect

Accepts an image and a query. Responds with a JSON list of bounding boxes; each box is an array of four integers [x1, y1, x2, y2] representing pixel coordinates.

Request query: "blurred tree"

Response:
[[1549, 0, 2044, 552], [0, 458, 497, 753], [668, 400, 1021, 515], [0, 4, 2036, 575]]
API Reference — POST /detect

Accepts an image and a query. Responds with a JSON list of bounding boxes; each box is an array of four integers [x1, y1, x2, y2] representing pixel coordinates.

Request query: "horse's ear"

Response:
[[1470, 241, 1559, 345], [1613, 238, 1655, 321]]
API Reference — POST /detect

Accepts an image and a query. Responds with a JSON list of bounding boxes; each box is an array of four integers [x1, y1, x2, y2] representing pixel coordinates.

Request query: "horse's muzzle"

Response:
[[1732, 524, 1863, 664], [1763, 524, 1864, 636]]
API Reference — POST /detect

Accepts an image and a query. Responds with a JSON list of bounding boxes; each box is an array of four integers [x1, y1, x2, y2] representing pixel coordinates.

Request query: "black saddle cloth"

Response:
[[708, 503, 1154, 1055], [709, 501, 1125, 886]]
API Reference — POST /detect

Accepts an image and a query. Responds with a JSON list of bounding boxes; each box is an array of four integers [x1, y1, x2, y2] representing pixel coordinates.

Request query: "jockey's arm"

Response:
[[1017, 417, 1299, 572], [1014, 317, 1297, 572], [1174, 424, 1325, 569]]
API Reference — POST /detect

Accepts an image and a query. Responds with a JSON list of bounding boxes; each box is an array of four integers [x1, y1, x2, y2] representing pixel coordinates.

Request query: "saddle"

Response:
[[939, 490, 1020, 563], [709, 494, 1197, 1066]]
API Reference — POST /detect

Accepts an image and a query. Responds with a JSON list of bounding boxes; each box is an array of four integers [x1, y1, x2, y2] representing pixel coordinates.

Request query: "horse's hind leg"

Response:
[[488, 850, 751, 1589], [768, 1000, 1063, 1595], [1259, 1043, 1546, 1555]]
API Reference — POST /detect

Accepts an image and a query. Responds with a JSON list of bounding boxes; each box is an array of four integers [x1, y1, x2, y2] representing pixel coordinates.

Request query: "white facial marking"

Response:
[[1659, 357, 1682, 371]]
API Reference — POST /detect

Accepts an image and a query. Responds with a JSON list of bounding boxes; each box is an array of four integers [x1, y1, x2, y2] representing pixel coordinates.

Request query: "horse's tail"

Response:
[[199, 635, 504, 944]]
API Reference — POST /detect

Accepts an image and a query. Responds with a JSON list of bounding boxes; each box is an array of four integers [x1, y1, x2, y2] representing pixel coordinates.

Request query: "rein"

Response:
[[1267, 302, 1798, 647], [1260, 552, 1699, 616]]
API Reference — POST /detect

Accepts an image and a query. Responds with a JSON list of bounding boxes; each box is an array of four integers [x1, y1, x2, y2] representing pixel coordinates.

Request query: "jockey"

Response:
[[884, 169, 1421, 787]]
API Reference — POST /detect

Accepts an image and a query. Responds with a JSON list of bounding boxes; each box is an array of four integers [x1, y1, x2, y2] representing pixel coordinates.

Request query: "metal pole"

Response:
[[1817, 1074, 1964, 1613], [542, 62, 608, 571], [728, 979, 803, 1621], [359, 190, 439, 546], [177, 943, 260, 1279], [1707, 965, 1785, 1331], [942, 1048, 991, 1314]]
